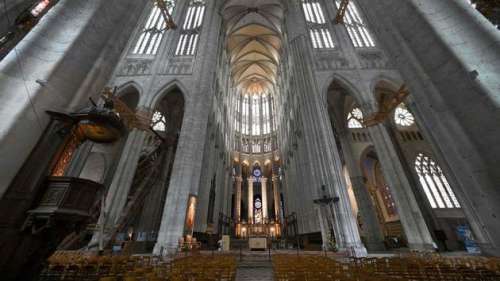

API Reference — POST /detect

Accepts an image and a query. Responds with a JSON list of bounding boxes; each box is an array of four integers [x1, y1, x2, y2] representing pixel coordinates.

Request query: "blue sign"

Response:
[[456, 225, 481, 254]]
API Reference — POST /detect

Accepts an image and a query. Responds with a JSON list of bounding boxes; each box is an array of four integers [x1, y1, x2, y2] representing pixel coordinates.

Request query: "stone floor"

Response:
[[236, 265, 273, 281], [235, 252, 274, 281]]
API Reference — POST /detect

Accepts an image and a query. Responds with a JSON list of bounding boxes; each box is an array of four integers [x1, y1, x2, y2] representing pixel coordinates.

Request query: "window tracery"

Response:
[[347, 107, 364, 129], [132, 0, 176, 55], [151, 111, 167, 132], [415, 153, 461, 209], [394, 103, 415, 127], [335, 0, 375, 48], [175, 0, 206, 56], [301, 0, 335, 49]]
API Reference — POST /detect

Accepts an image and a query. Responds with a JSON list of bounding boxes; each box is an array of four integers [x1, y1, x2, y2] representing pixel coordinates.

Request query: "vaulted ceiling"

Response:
[[222, 0, 284, 95]]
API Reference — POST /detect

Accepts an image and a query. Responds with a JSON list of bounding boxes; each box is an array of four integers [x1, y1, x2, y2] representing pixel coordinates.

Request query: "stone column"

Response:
[[235, 176, 242, 222], [248, 177, 254, 223], [285, 0, 367, 257], [152, 0, 222, 256], [261, 177, 268, 220], [0, 0, 148, 198], [272, 176, 281, 221], [89, 128, 147, 249], [368, 123, 434, 250], [349, 176, 385, 251]]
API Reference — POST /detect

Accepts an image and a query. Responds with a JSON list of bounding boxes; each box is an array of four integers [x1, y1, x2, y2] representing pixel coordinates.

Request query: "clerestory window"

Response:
[[335, 0, 375, 47], [133, 0, 176, 55], [301, 0, 335, 49], [174, 0, 206, 56]]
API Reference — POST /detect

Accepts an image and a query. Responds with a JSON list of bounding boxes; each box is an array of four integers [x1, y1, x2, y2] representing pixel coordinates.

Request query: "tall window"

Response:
[[242, 95, 250, 135], [301, 0, 335, 49], [251, 95, 261, 136], [133, 0, 176, 55], [175, 0, 205, 56], [234, 94, 241, 132], [347, 107, 364, 129], [262, 94, 271, 134], [252, 140, 262, 153], [375, 162, 398, 218], [335, 0, 375, 48], [415, 153, 461, 209]]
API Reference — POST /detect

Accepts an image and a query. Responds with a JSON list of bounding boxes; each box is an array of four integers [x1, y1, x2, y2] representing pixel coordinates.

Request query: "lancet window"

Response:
[[241, 95, 250, 135], [415, 153, 461, 209], [132, 0, 176, 55], [335, 0, 375, 47], [301, 0, 335, 49], [175, 0, 206, 56]]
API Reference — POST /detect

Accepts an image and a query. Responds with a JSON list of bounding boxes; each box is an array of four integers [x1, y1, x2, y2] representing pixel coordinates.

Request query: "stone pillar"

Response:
[[349, 176, 385, 251], [285, 0, 367, 257], [368, 123, 434, 251], [152, 0, 222, 256], [235, 176, 242, 222], [261, 177, 268, 220], [89, 128, 147, 248], [0, 0, 148, 198], [248, 177, 254, 223], [272, 176, 281, 221]]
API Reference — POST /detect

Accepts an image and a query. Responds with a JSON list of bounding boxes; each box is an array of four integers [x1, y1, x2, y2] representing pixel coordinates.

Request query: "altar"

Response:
[[249, 237, 267, 250]]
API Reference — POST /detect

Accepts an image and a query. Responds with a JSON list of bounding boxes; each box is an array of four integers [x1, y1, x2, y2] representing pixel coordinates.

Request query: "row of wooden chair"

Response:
[[39, 251, 236, 281], [272, 254, 500, 281], [167, 255, 236, 281]]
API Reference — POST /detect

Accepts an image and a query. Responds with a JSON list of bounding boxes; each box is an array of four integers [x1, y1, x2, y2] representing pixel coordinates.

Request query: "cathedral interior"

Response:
[[0, 0, 499, 280]]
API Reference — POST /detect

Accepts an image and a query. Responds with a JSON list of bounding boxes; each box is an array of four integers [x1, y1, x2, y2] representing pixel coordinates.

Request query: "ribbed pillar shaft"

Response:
[[248, 177, 254, 223], [261, 177, 268, 220], [90, 128, 147, 249], [368, 124, 434, 250], [272, 176, 281, 221], [235, 176, 242, 222]]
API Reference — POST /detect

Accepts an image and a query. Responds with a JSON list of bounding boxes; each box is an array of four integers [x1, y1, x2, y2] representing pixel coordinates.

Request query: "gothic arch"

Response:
[[149, 79, 189, 109], [326, 76, 365, 132], [323, 74, 364, 105], [369, 75, 403, 96], [115, 82, 142, 110]]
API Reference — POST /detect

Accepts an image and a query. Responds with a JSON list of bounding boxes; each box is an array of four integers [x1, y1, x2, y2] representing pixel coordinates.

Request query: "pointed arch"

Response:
[[150, 79, 189, 109], [323, 74, 364, 105], [369, 75, 404, 96], [116, 81, 142, 110]]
